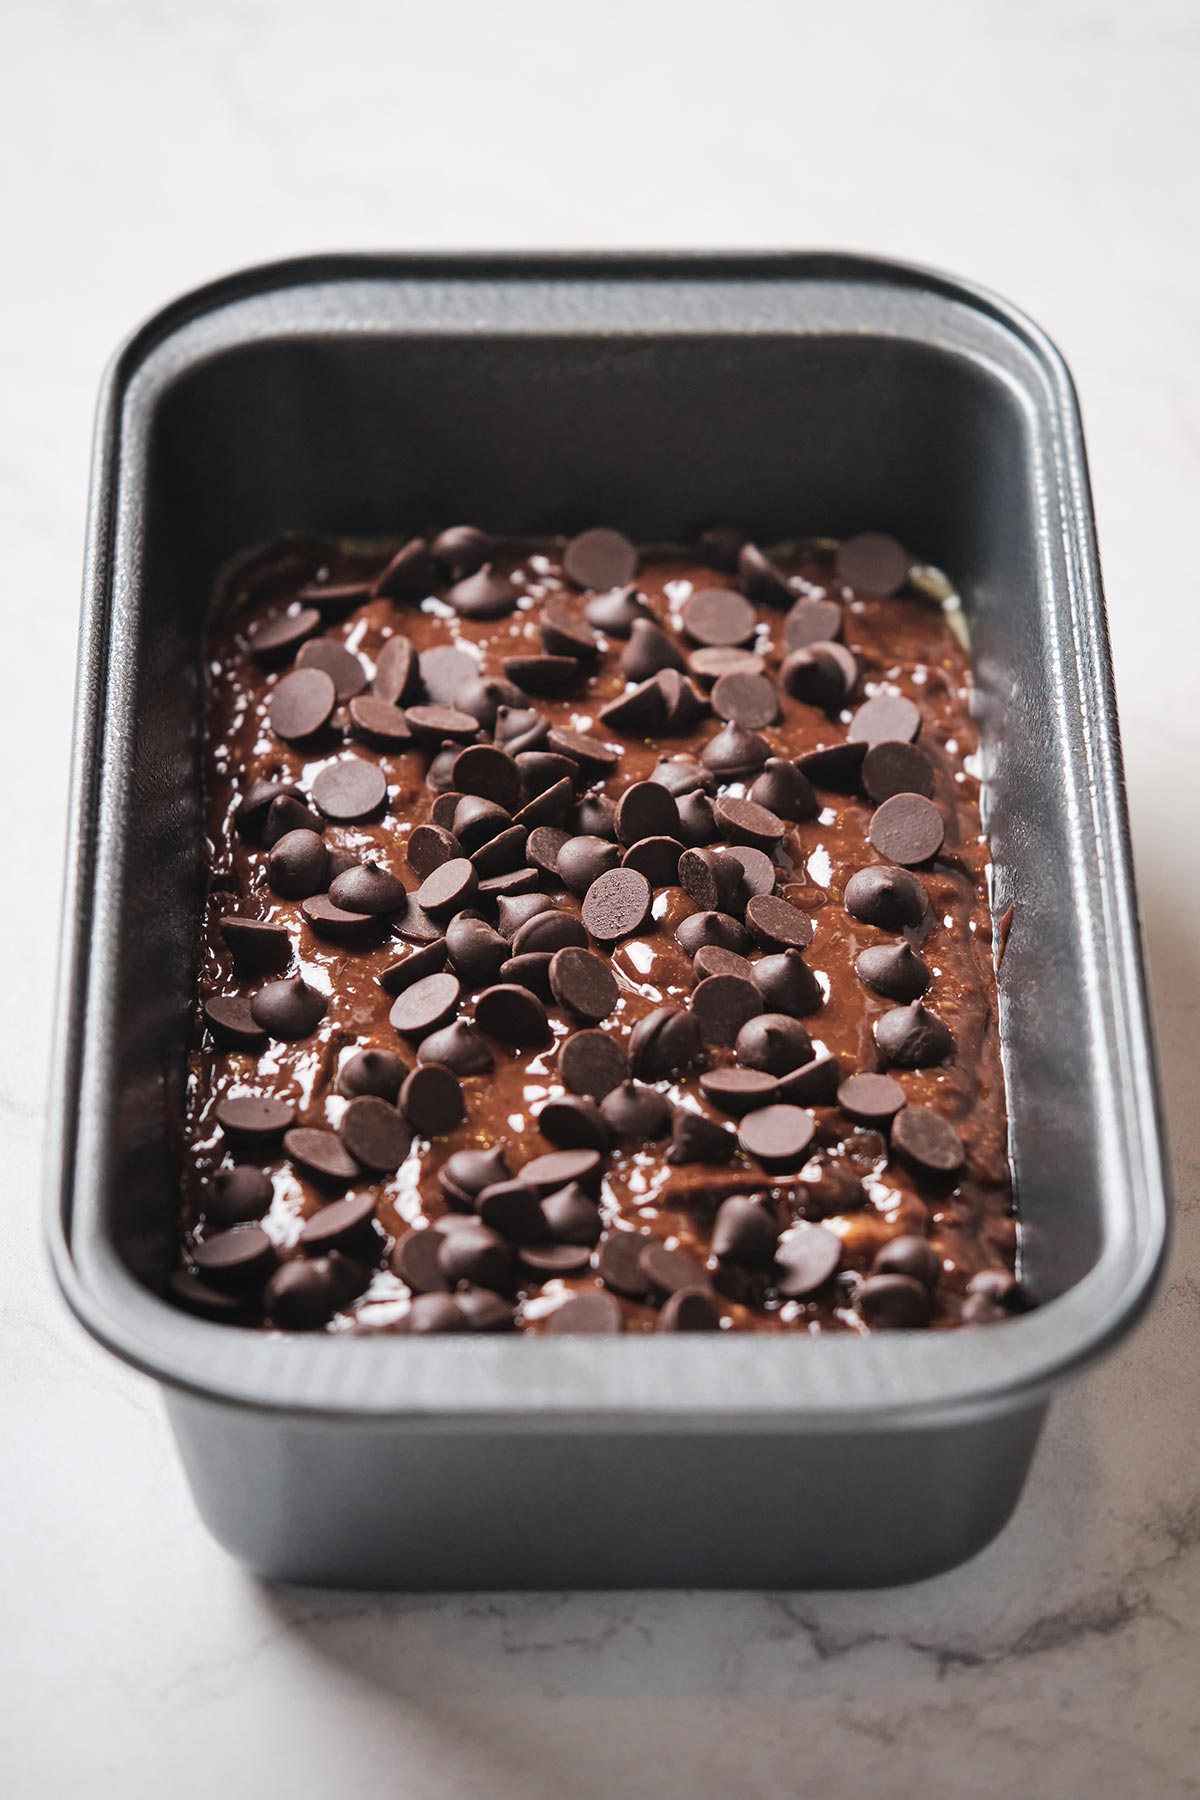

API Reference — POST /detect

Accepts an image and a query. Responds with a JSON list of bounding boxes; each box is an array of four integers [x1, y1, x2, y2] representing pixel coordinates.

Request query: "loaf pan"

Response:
[[46, 254, 1169, 1588]]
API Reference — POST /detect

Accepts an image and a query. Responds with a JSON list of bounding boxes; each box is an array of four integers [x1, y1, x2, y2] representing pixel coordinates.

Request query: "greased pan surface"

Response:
[[47, 256, 1168, 1586]]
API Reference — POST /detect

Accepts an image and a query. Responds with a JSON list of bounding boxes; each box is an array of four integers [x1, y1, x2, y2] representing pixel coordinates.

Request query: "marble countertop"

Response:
[[3, 1, 1197, 1794]]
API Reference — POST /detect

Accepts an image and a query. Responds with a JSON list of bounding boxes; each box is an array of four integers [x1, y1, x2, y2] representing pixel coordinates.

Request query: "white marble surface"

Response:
[[3, 1, 1199, 1794]]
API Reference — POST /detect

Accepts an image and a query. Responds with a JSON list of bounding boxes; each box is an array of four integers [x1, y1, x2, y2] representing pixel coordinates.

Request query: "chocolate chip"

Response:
[[525, 824, 571, 878], [621, 835, 684, 888], [445, 914, 508, 986], [698, 1067, 778, 1115], [691, 974, 764, 1048], [541, 1182, 604, 1246], [891, 1105, 964, 1176], [599, 1081, 672, 1144], [409, 1292, 469, 1333], [535, 609, 597, 663], [234, 778, 304, 842], [560, 1028, 629, 1099], [873, 1235, 941, 1288], [582, 866, 652, 941], [284, 1127, 361, 1187], [676, 790, 718, 846], [611, 782, 678, 850], [597, 1228, 654, 1298], [651, 755, 710, 797], [192, 1224, 276, 1288], [267, 827, 330, 899], [479, 867, 539, 898], [512, 910, 588, 956], [440, 1146, 511, 1209], [261, 793, 326, 846], [203, 993, 266, 1050], [546, 727, 620, 779], [735, 1012, 813, 1075], [249, 606, 321, 661], [372, 539, 435, 599], [475, 982, 552, 1047], [676, 911, 748, 958], [445, 743, 519, 811], [597, 676, 668, 736], [843, 865, 928, 929], [415, 857, 479, 918], [861, 739, 935, 803], [346, 695, 412, 746], [711, 670, 780, 729], [678, 846, 745, 913], [522, 1242, 595, 1275], [774, 1223, 841, 1298], [563, 526, 638, 590], [436, 1223, 516, 1293], [639, 1239, 709, 1298], [399, 1062, 465, 1136], [657, 1288, 722, 1331], [628, 1005, 703, 1080], [714, 794, 786, 853], [296, 579, 370, 613], [495, 705, 550, 753], [205, 1165, 273, 1228], [859, 1272, 931, 1328], [797, 741, 868, 792], [666, 1108, 736, 1164], [697, 524, 748, 570], [514, 780, 575, 836], [572, 793, 619, 838], [537, 1095, 610, 1152], [250, 975, 326, 1041], [548, 945, 619, 1022], [837, 1072, 907, 1127], [737, 542, 791, 604], [431, 524, 493, 578], [687, 645, 767, 685], [773, 1051, 840, 1105], [499, 952, 554, 999], [474, 1179, 545, 1245], [784, 597, 843, 649], [391, 1226, 451, 1293], [657, 668, 708, 735], [265, 1255, 358, 1330], [835, 532, 910, 597], [868, 792, 945, 867], [406, 704, 480, 744], [855, 941, 931, 1002], [311, 756, 388, 823], [448, 564, 519, 620], [712, 1196, 779, 1266], [780, 643, 857, 711], [965, 1269, 1030, 1315], [682, 586, 757, 648], [295, 636, 367, 701], [337, 1094, 414, 1174], [503, 654, 584, 698], [471, 822, 531, 880], [328, 861, 406, 915], [584, 584, 650, 636], [496, 892, 556, 939], [738, 1104, 816, 1170], [545, 1291, 623, 1333], [389, 971, 461, 1038], [874, 1002, 954, 1068], [214, 1093, 295, 1142], [701, 721, 770, 780], [745, 893, 814, 950], [721, 841, 777, 898], [407, 823, 460, 880], [338, 1047, 407, 1102], [300, 894, 380, 943], [268, 666, 336, 741], [751, 948, 823, 1017], [521, 1148, 603, 1198], [617, 617, 683, 683], [849, 694, 922, 747], [419, 644, 478, 705], [426, 743, 465, 794]]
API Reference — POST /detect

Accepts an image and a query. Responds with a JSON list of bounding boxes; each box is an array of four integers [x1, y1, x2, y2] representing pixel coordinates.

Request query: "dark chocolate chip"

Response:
[[478, 866, 540, 898], [891, 1105, 964, 1176], [614, 781, 681, 848], [545, 1291, 623, 1333], [261, 793, 326, 846], [780, 643, 856, 711], [701, 720, 771, 780], [522, 1242, 598, 1275], [599, 1081, 672, 1144], [868, 792, 945, 867], [475, 1180, 547, 1245], [859, 1272, 931, 1328], [419, 644, 478, 705], [503, 653, 584, 698], [205, 1165, 273, 1228], [581, 866, 652, 941], [406, 703, 480, 745], [445, 914, 509, 987], [408, 1292, 469, 1333], [329, 861, 406, 915], [521, 1148, 602, 1198], [621, 835, 684, 888], [692, 945, 753, 981], [774, 1223, 841, 1298], [250, 975, 326, 1041], [265, 1255, 358, 1330], [861, 739, 936, 804], [295, 580, 370, 613], [372, 539, 434, 600], [389, 971, 462, 1038], [312, 757, 388, 823], [415, 857, 479, 918], [628, 1005, 703, 1080], [965, 1269, 1030, 1314], [214, 1093, 295, 1142], [541, 1181, 604, 1246], [751, 949, 823, 1017], [837, 1072, 907, 1127], [203, 993, 267, 1050], [391, 1227, 451, 1294], [835, 532, 910, 597], [676, 791, 718, 847], [380, 947, 448, 1005], [456, 1286, 517, 1332], [437, 1222, 516, 1293], [738, 1104, 816, 1170], [537, 1095, 610, 1152], [714, 795, 786, 853], [470, 824, 528, 878], [675, 911, 749, 957], [749, 759, 819, 825], [571, 793, 618, 838], [666, 1107, 736, 1164], [453, 797, 513, 854], [682, 586, 757, 648], [735, 1012, 813, 1075], [514, 778, 575, 833], [549, 946, 619, 1022], [295, 636, 367, 701], [339, 1095, 414, 1172], [448, 564, 520, 620], [688, 646, 767, 687], [711, 670, 780, 729], [249, 606, 321, 661], [560, 1029, 629, 1099], [498, 952, 554, 1000], [475, 982, 552, 1047], [784, 597, 843, 649], [267, 827, 330, 899], [843, 864, 928, 929], [373, 634, 422, 709], [855, 941, 932, 1002], [620, 617, 686, 681], [516, 748, 578, 798], [338, 1047, 407, 1102], [651, 755, 710, 797], [511, 910, 589, 956], [440, 1146, 511, 1209], [234, 778, 305, 842], [399, 1063, 465, 1136], [772, 1051, 841, 1106], [540, 607, 600, 661], [712, 1196, 779, 1266], [426, 742, 465, 794], [527, 824, 572, 878], [597, 676, 667, 736], [874, 1002, 954, 1068], [492, 701, 548, 750], [546, 727, 619, 779], [347, 695, 413, 746], [698, 1067, 778, 1115], [678, 846, 745, 913], [639, 1239, 709, 1298], [495, 892, 556, 938], [691, 973, 764, 1048], [300, 894, 380, 943], [873, 1235, 942, 1288], [448, 743, 521, 809], [431, 524, 493, 579], [849, 694, 922, 746], [657, 1288, 721, 1331], [727, 843, 777, 897], [584, 584, 650, 636], [745, 893, 814, 950], [597, 1228, 654, 1299], [563, 527, 638, 590], [268, 666, 336, 741], [797, 741, 869, 792], [737, 542, 791, 604], [285, 1126, 362, 1187], [659, 669, 708, 739], [407, 823, 460, 880], [192, 1224, 276, 1287]]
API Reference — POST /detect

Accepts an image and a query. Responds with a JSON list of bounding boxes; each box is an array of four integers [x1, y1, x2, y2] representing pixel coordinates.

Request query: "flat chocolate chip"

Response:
[[738, 1103, 816, 1171], [391, 1227, 451, 1294], [737, 542, 791, 605], [701, 721, 770, 780], [475, 983, 552, 1047], [416, 1018, 494, 1075], [312, 757, 388, 823], [735, 1012, 813, 1075], [836, 532, 910, 597], [445, 915, 509, 987], [415, 857, 479, 919], [682, 586, 757, 648], [727, 844, 776, 897], [249, 606, 321, 661], [772, 1051, 840, 1106], [712, 1196, 779, 1266], [284, 1127, 360, 1186], [372, 635, 421, 708], [784, 597, 843, 649], [296, 636, 367, 701], [203, 993, 266, 1050], [862, 739, 936, 803], [691, 973, 764, 1048], [711, 670, 780, 729], [546, 727, 620, 779], [560, 1028, 629, 1099], [628, 1005, 702, 1080], [584, 584, 650, 636], [545, 1291, 623, 1333], [300, 895, 379, 943], [399, 1063, 466, 1136], [666, 1108, 736, 1164], [563, 527, 638, 590], [511, 910, 588, 956], [614, 781, 681, 847], [873, 1235, 942, 1288], [599, 1081, 671, 1145], [407, 823, 460, 880], [340, 1095, 414, 1171], [597, 1227, 654, 1299], [745, 893, 814, 950], [639, 1239, 709, 1298], [698, 1067, 778, 1115], [774, 1223, 842, 1298], [869, 792, 945, 867], [389, 971, 462, 1038], [849, 694, 922, 746], [797, 741, 868, 792], [620, 617, 686, 681], [338, 1047, 407, 1102], [348, 695, 413, 745], [714, 795, 786, 853], [688, 646, 766, 686], [214, 1093, 295, 1142], [837, 1072, 907, 1127], [748, 758, 819, 823], [843, 864, 928, 929], [296, 580, 370, 613], [891, 1105, 964, 1176], [752, 949, 823, 1017], [329, 861, 406, 915], [192, 1224, 275, 1287], [621, 835, 684, 888], [373, 539, 434, 600], [448, 565, 520, 620], [250, 975, 326, 1041], [549, 946, 619, 1022], [855, 941, 931, 1001], [405, 703, 479, 744], [527, 824, 572, 878], [675, 911, 748, 957], [205, 1165, 273, 1228], [432, 524, 493, 579], [874, 1002, 954, 1069], [268, 666, 336, 741], [267, 828, 330, 899], [521, 1148, 603, 1197], [657, 1288, 722, 1331], [582, 866, 652, 941], [452, 743, 523, 810], [537, 1095, 610, 1152], [859, 1272, 932, 1328]]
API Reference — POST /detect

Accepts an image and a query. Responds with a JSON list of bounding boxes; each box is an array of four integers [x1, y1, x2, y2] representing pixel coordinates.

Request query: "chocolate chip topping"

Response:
[[738, 1104, 816, 1170], [399, 1063, 466, 1137], [744, 893, 815, 951], [861, 739, 936, 803], [563, 527, 639, 591], [311, 757, 388, 823], [549, 946, 619, 1022], [712, 1196, 779, 1266], [837, 1072, 907, 1127], [285, 1128, 361, 1186], [691, 974, 764, 1048], [295, 636, 367, 701], [581, 866, 652, 941], [855, 941, 932, 1001], [858, 1273, 932, 1329], [560, 1028, 629, 1099], [447, 565, 520, 620], [682, 586, 757, 648], [476, 983, 552, 1047], [249, 606, 321, 661], [735, 1012, 813, 1075], [628, 1006, 702, 1080], [874, 1002, 954, 1069], [250, 975, 327, 1041], [388, 971, 461, 1038], [843, 864, 928, 930], [835, 532, 910, 597], [431, 524, 493, 579], [774, 1223, 842, 1298], [338, 1047, 407, 1102], [868, 792, 945, 866], [784, 596, 843, 649], [891, 1104, 965, 1176]]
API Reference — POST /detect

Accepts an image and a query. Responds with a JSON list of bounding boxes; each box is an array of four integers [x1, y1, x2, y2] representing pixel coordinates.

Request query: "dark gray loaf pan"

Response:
[[46, 254, 1169, 1588]]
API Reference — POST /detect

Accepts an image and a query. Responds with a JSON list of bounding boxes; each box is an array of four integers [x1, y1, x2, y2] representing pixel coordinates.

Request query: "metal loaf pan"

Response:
[[47, 254, 1169, 1588]]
